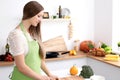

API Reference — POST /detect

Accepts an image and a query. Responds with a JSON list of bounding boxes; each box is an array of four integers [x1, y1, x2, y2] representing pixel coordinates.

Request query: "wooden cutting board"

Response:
[[43, 36, 67, 52], [60, 76, 84, 80]]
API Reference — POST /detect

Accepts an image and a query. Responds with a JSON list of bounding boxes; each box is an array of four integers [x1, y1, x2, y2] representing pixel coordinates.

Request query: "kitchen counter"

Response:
[[87, 54, 120, 68], [1, 51, 120, 68], [46, 52, 120, 68], [45, 51, 86, 61]]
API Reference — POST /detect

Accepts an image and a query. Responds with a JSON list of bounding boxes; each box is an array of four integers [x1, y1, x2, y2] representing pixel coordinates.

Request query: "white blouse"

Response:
[[8, 29, 32, 56]]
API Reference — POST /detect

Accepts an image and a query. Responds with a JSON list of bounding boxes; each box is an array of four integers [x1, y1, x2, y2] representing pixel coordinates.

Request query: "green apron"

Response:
[[11, 23, 41, 80]]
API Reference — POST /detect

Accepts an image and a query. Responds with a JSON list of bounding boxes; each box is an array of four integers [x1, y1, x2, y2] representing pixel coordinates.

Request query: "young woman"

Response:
[[8, 1, 59, 80]]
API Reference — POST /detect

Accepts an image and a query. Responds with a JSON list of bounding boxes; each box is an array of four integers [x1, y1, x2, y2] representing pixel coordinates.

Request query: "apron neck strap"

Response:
[[20, 22, 29, 41]]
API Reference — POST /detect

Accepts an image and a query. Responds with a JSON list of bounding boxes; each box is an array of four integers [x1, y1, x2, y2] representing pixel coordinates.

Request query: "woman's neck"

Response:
[[21, 20, 31, 32]]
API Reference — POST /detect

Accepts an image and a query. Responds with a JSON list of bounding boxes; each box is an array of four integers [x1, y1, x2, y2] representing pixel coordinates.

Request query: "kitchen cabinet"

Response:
[[0, 65, 13, 80], [87, 58, 120, 80], [1, 53, 120, 80], [45, 57, 87, 77], [45, 53, 120, 80]]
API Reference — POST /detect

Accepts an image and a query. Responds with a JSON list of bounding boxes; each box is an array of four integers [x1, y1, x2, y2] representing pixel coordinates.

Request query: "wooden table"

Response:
[[60, 76, 84, 80]]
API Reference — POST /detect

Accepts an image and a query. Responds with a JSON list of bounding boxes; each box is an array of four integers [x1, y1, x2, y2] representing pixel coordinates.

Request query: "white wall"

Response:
[[94, 0, 112, 46], [0, 0, 95, 54]]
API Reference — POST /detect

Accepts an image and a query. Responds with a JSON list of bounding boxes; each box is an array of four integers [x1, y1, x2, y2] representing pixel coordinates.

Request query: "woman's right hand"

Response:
[[36, 75, 51, 80]]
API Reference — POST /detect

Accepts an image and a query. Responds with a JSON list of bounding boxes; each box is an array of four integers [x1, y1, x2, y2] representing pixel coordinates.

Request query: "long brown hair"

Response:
[[22, 1, 45, 59], [22, 1, 44, 39]]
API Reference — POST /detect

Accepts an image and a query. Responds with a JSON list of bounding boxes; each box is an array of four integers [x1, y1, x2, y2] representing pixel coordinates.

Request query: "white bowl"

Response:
[[90, 75, 105, 80]]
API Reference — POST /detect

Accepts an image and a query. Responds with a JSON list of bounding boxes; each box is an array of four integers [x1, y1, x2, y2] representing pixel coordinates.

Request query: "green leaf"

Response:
[[88, 43, 94, 49], [101, 43, 108, 48]]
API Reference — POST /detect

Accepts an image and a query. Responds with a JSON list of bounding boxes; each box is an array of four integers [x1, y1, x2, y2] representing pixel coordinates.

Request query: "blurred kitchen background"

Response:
[[0, 0, 120, 54]]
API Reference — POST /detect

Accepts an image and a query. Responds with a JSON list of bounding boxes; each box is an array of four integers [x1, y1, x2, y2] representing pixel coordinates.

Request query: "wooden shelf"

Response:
[[0, 61, 14, 66]]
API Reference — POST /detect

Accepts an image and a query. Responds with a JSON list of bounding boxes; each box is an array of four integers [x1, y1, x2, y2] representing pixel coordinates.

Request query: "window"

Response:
[[112, 0, 120, 52]]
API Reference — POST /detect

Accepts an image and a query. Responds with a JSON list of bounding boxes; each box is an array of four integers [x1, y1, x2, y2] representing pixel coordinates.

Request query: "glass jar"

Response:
[[74, 40, 80, 52]]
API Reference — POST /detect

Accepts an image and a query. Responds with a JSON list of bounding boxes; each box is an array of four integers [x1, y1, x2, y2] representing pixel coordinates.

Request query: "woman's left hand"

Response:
[[49, 75, 60, 80]]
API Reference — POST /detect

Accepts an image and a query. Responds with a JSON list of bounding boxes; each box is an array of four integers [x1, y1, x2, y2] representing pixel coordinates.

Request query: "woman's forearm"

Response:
[[41, 60, 52, 76]]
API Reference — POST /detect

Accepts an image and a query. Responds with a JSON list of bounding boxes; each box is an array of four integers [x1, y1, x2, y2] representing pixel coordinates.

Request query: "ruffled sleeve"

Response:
[[8, 29, 27, 56]]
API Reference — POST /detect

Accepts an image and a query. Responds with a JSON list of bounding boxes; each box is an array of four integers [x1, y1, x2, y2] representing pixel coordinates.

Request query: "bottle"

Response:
[[4, 39, 14, 61], [5, 42, 9, 53], [97, 41, 102, 48], [58, 5, 62, 18], [5, 39, 10, 54]]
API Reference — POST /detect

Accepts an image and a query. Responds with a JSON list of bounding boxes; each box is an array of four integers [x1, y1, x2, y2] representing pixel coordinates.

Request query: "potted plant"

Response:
[[118, 42, 120, 47]]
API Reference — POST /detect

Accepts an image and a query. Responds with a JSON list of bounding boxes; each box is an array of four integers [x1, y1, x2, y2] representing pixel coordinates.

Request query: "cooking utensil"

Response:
[[62, 8, 70, 16], [43, 36, 67, 51], [45, 51, 69, 59], [61, 51, 70, 55], [46, 51, 59, 58]]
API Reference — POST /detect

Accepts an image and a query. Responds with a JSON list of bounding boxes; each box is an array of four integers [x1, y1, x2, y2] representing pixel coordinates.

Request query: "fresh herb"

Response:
[[88, 43, 94, 49]]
